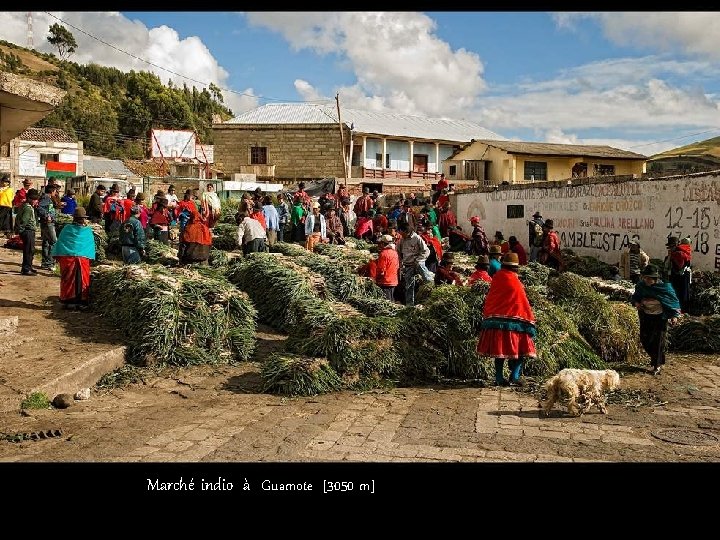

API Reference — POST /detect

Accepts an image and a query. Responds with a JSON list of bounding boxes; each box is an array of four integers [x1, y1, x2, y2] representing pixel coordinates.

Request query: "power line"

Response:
[[628, 128, 720, 149], [43, 12, 333, 107]]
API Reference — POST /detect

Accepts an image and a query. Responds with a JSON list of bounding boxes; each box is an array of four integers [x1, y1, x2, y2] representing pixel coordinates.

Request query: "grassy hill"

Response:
[[0, 38, 234, 160], [650, 136, 720, 160]]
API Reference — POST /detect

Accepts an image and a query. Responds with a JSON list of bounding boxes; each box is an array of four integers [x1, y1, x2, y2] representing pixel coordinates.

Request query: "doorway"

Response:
[[413, 154, 428, 173]]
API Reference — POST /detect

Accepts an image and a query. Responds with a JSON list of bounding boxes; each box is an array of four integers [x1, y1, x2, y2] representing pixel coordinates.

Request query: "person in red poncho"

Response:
[[467, 255, 492, 285], [476, 252, 536, 386]]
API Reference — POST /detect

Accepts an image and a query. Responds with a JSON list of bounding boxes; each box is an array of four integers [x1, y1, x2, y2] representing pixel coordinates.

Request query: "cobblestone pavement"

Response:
[[1, 353, 719, 463]]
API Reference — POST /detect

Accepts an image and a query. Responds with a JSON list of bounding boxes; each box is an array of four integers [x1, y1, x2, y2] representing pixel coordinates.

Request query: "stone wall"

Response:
[[451, 172, 720, 272], [213, 124, 346, 181]]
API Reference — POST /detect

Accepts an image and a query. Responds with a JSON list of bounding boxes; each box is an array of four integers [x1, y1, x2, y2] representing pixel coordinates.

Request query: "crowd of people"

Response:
[[1, 173, 690, 380]]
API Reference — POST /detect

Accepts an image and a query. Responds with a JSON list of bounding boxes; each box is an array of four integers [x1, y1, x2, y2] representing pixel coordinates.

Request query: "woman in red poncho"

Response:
[[179, 203, 212, 265], [476, 252, 536, 386]]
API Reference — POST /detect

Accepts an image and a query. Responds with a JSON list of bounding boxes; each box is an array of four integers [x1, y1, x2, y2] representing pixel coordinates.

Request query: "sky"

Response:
[[2, 11, 720, 156]]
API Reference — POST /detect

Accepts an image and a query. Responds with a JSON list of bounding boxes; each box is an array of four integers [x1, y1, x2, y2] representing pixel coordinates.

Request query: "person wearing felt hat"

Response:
[[434, 251, 464, 286], [477, 251, 536, 387], [16, 188, 41, 275], [488, 244, 503, 276], [631, 264, 681, 375], [88, 184, 107, 223], [304, 200, 327, 252], [51, 207, 96, 309], [539, 218, 562, 270], [12, 178, 34, 208], [468, 254, 493, 285]]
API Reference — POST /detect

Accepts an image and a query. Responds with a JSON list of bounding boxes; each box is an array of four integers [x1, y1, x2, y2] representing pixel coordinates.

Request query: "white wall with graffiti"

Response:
[[451, 172, 720, 272]]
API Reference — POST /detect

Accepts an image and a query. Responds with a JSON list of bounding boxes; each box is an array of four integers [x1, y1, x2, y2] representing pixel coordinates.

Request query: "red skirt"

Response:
[[476, 329, 537, 359], [56, 256, 91, 304]]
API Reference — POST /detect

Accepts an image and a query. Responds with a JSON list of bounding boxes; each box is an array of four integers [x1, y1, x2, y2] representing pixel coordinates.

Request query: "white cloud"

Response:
[[245, 11, 486, 118], [554, 12, 720, 60], [0, 11, 246, 112], [294, 79, 326, 102]]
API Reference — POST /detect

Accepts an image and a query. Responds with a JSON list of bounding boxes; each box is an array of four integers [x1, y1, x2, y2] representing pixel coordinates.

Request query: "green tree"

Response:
[[47, 23, 78, 59]]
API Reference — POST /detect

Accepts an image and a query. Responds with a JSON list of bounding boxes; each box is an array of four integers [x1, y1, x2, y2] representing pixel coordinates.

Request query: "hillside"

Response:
[[650, 136, 720, 160], [0, 38, 234, 160]]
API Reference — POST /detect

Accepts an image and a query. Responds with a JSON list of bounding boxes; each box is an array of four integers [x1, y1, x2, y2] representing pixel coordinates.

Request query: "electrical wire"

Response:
[[43, 12, 333, 106]]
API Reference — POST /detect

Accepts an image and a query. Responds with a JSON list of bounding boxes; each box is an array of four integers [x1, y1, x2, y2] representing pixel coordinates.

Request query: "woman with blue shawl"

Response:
[[51, 207, 96, 309], [631, 264, 681, 375]]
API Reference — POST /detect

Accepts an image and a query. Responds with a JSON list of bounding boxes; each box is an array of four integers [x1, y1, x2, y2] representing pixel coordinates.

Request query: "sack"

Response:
[[4, 234, 23, 250]]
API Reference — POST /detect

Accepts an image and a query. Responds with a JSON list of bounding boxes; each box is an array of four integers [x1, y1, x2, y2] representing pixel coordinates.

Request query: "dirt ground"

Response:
[[0, 244, 719, 463]]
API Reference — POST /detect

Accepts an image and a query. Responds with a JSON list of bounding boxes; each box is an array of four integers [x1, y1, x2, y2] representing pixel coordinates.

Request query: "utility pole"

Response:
[[335, 93, 348, 187], [27, 12, 33, 49]]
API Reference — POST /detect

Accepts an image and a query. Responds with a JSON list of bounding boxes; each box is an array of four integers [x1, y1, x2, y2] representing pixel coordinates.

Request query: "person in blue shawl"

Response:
[[631, 264, 681, 375], [51, 207, 96, 310]]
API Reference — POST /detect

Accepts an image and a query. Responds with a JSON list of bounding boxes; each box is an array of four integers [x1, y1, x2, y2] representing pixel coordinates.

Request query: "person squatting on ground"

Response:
[[631, 264, 681, 376], [51, 207, 95, 309], [476, 252, 536, 387]]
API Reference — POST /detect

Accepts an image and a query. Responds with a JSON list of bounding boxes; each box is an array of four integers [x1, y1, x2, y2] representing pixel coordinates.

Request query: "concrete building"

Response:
[[0, 72, 66, 187], [213, 102, 504, 195], [444, 140, 647, 186], [8, 127, 83, 189]]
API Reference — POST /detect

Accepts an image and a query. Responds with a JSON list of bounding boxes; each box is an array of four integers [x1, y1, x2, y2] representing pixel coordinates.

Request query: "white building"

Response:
[[4, 127, 83, 189]]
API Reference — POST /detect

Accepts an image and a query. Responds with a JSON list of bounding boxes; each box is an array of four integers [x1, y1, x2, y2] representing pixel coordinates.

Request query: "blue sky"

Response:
[[2, 11, 720, 156]]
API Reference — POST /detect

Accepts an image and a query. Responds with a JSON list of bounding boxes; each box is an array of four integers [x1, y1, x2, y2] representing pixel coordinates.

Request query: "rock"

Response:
[[74, 388, 91, 401], [52, 393, 74, 409]]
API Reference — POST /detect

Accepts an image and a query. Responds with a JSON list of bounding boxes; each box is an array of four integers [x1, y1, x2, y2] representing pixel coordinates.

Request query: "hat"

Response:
[[26, 188, 40, 200], [135, 192, 146, 201], [489, 245, 503, 255], [96, 184, 107, 191], [543, 219, 554, 229], [532, 211, 542, 218], [379, 234, 394, 244], [130, 205, 141, 214], [475, 255, 490, 266], [494, 231, 503, 239], [680, 237, 692, 246], [22, 178, 32, 186], [0, 175, 9, 184], [501, 252, 520, 266], [665, 236, 678, 248], [73, 207, 87, 220], [66, 188, 75, 196], [470, 216, 480, 224], [641, 265, 660, 278], [441, 252, 455, 262], [312, 201, 321, 209], [629, 239, 639, 246]]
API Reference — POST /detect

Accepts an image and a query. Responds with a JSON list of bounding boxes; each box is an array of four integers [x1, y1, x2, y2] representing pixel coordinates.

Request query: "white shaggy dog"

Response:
[[540, 369, 620, 417]]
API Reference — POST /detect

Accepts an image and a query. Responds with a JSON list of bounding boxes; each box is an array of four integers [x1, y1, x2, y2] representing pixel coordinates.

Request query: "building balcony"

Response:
[[238, 164, 276, 177], [354, 166, 443, 181]]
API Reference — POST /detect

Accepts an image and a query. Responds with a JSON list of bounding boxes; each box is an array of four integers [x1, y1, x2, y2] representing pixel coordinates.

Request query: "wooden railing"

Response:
[[360, 168, 442, 181]]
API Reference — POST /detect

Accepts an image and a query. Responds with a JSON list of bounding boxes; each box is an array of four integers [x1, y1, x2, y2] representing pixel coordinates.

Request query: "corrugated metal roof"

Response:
[[19, 127, 76, 143], [83, 156, 139, 178], [473, 139, 647, 160], [225, 103, 505, 143]]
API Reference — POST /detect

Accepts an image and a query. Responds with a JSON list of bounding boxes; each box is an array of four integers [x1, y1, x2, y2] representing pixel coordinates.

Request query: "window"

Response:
[[524, 161, 547, 181], [362, 182, 383, 193], [594, 164, 615, 176], [375, 153, 390, 168], [507, 205, 524, 219], [448, 165, 457, 176], [250, 147, 267, 165], [40, 153, 60, 164]]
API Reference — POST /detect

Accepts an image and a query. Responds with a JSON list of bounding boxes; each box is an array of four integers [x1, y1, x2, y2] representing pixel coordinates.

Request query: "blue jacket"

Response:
[[263, 204, 280, 231], [61, 196, 77, 215]]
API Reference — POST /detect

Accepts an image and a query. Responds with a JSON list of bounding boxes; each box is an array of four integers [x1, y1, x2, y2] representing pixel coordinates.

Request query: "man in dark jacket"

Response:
[[16, 189, 41, 275], [87, 184, 107, 223], [37, 185, 58, 270]]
